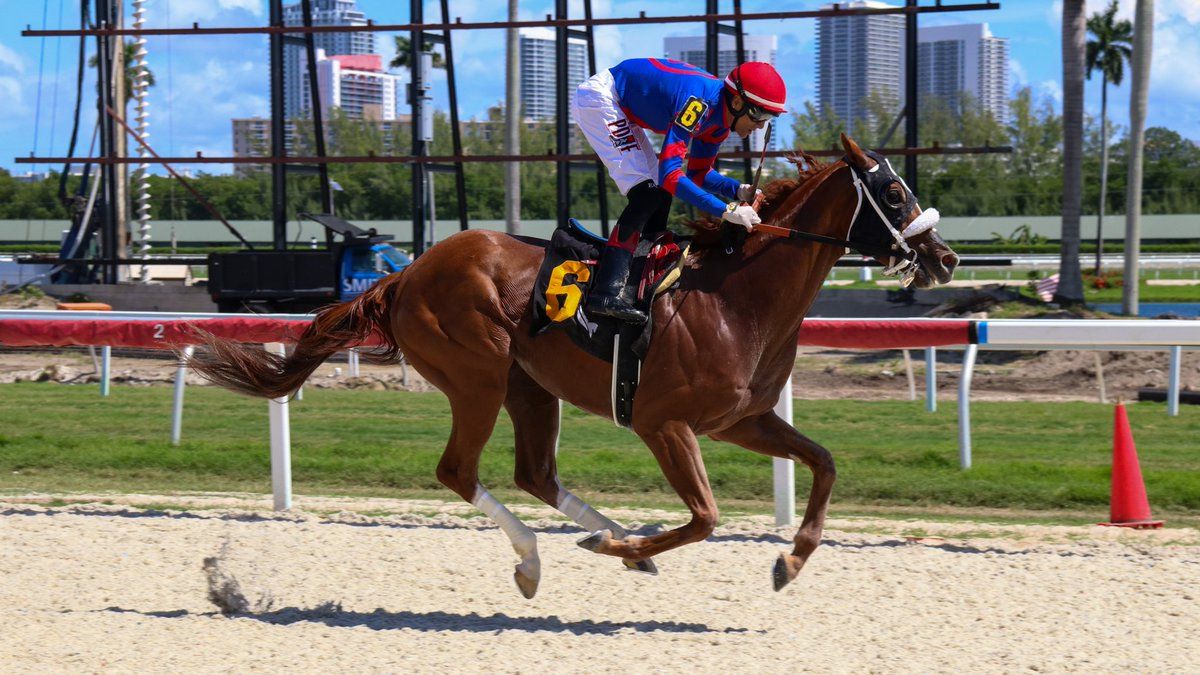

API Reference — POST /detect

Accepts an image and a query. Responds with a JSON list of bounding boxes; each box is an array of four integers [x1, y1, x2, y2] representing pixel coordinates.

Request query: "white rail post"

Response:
[[773, 376, 796, 527], [170, 346, 193, 445], [100, 345, 112, 397], [924, 347, 937, 412], [1168, 346, 1182, 417], [348, 348, 360, 377], [265, 342, 292, 511], [902, 349, 916, 401], [958, 344, 978, 470]]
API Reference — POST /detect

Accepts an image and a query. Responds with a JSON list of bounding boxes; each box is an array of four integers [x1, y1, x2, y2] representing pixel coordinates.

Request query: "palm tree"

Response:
[[390, 36, 445, 71], [1086, 1, 1133, 272], [1056, 0, 1086, 306], [88, 39, 156, 106], [1123, 0, 1155, 316]]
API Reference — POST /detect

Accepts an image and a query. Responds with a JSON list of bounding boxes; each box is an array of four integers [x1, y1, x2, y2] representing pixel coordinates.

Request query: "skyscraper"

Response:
[[282, 0, 376, 118], [519, 28, 588, 122], [301, 51, 399, 121], [918, 24, 1010, 125], [816, 1, 905, 129], [663, 34, 779, 153]]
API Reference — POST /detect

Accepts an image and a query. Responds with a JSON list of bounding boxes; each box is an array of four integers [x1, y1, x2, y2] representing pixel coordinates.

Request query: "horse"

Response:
[[187, 134, 959, 598]]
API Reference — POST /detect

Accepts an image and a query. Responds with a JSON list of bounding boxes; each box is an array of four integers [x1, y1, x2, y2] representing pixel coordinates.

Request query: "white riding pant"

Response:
[[572, 69, 660, 196]]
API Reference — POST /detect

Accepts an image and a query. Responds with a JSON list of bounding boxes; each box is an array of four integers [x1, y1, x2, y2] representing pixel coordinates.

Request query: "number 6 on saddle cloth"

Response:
[[529, 218, 687, 428]]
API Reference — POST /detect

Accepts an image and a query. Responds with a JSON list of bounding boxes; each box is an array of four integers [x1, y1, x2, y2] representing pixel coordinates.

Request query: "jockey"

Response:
[[571, 58, 786, 323]]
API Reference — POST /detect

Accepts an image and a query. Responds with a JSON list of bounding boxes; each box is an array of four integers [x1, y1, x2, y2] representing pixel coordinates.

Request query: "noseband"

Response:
[[755, 153, 940, 287]]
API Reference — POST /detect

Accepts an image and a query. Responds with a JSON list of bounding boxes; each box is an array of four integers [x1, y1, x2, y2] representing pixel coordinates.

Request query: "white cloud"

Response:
[[1038, 79, 1064, 104], [0, 42, 24, 74], [155, 0, 263, 26], [0, 76, 23, 108], [1009, 58, 1028, 89]]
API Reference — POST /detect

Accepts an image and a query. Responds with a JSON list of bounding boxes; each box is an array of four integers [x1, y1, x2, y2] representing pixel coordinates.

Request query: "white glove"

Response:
[[736, 183, 763, 203], [722, 202, 761, 231]]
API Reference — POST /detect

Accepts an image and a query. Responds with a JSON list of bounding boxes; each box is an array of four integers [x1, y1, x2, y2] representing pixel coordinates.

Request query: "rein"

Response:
[[753, 160, 941, 285]]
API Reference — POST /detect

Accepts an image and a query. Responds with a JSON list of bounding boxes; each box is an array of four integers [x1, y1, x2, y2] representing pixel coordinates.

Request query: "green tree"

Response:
[[389, 36, 445, 70], [1086, 0, 1134, 269], [88, 39, 156, 105]]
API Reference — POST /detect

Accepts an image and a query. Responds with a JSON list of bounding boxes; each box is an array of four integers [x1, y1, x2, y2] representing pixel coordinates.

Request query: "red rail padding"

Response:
[[2, 317, 972, 351], [797, 320, 972, 349], [0, 318, 312, 350]]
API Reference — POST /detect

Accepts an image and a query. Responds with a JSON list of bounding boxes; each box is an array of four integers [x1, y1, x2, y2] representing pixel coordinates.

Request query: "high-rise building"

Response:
[[519, 28, 588, 122], [282, 0, 375, 118], [663, 35, 780, 154], [816, 1, 905, 129], [301, 51, 398, 121], [918, 23, 1009, 125]]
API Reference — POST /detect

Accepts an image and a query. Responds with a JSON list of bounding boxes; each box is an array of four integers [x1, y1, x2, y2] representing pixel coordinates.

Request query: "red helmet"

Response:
[[724, 62, 787, 115]]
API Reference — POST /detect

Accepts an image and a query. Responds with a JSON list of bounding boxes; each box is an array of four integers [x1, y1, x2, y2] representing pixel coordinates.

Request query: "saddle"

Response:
[[526, 219, 688, 428]]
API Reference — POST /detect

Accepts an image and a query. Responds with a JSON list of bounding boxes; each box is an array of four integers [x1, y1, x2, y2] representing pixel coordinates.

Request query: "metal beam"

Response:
[[269, 0, 287, 251], [21, 145, 1013, 165], [410, 0, 426, 256], [25, 4, 1001, 37], [555, 0, 570, 229], [904, 0, 919, 194]]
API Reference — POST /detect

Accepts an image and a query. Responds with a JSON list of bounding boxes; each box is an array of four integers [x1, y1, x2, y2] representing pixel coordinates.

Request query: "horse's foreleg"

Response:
[[710, 412, 836, 591], [577, 420, 718, 561], [505, 365, 657, 574], [435, 379, 542, 599]]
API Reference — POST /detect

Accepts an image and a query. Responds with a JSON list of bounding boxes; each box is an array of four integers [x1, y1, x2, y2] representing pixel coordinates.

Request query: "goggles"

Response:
[[745, 102, 781, 123]]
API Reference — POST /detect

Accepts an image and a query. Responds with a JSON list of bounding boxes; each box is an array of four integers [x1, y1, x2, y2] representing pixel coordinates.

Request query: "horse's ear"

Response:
[[840, 132, 870, 169]]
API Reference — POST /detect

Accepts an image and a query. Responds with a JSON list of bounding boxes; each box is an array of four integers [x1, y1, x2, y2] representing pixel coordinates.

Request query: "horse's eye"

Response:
[[885, 187, 904, 208]]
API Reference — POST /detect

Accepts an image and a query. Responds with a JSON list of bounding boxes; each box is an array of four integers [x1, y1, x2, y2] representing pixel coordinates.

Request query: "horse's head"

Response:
[[839, 133, 959, 289]]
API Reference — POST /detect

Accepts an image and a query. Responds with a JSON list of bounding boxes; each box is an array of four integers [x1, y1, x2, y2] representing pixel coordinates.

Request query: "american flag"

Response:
[[1035, 274, 1060, 302]]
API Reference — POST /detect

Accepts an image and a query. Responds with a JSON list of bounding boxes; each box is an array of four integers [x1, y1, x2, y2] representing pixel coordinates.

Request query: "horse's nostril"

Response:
[[942, 252, 959, 269]]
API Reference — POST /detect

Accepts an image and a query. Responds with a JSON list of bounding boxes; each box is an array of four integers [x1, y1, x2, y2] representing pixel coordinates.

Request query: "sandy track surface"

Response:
[[2, 493, 1197, 673]]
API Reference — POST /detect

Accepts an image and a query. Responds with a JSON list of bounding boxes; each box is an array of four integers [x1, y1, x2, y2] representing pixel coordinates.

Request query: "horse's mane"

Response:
[[684, 151, 831, 248]]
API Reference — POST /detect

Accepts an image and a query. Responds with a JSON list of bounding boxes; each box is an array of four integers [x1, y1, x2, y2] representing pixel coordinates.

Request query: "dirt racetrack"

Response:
[[2, 493, 1197, 673]]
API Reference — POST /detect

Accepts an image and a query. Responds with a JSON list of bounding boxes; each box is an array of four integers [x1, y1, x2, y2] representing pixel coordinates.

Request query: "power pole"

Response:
[[1123, 0, 1154, 316], [504, 0, 521, 234]]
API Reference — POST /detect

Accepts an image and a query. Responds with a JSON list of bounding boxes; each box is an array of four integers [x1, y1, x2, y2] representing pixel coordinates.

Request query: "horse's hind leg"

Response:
[[709, 412, 836, 592], [577, 420, 720, 561], [505, 364, 657, 575], [431, 371, 543, 599]]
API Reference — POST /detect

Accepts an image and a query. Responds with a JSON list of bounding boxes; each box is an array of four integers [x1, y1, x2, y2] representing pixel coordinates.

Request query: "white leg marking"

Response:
[[472, 486, 539, 579], [557, 488, 629, 538]]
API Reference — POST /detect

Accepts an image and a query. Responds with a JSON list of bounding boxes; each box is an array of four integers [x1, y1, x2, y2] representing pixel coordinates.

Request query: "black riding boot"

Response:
[[585, 180, 671, 324], [586, 244, 646, 324]]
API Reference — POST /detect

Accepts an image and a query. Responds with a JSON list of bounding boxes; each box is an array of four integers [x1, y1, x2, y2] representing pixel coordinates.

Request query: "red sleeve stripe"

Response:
[[658, 140, 688, 161], [648, 58, 717, 79], [661, 168, 684, 194], [687, 156, 714, 171]]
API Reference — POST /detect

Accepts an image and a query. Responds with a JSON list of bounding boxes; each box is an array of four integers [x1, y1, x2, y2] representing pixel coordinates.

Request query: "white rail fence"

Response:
[[1, 310, 1196, 519]]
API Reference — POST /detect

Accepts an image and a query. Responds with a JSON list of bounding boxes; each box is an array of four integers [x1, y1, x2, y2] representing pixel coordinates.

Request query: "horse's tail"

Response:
[[186, 273, 405, 399]]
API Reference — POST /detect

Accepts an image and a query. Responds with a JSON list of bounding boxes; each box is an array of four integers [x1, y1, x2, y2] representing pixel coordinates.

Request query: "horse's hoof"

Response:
[[576, 529, 612, 553], [772, 553, 802, 592], [623, 557, 658, 575], [513, 561, 540, 599]]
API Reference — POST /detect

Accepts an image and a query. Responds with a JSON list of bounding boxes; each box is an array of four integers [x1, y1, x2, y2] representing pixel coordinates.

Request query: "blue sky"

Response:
[[2, 0, 1198, 175]]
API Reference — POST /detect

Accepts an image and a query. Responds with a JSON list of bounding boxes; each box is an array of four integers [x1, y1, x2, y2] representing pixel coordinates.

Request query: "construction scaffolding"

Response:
[[20, 0, 1005, 270]]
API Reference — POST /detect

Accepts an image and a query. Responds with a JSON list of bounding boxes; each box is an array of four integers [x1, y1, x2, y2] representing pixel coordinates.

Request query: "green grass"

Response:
[[1, 383, 1198, 519]]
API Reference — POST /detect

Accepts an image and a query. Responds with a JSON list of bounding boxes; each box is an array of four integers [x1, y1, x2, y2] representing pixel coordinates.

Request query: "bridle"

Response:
[[754, 152, 941, 287]]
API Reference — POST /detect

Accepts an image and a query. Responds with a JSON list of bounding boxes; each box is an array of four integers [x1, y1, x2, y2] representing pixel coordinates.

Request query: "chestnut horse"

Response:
[[187, 135, 958, 597]]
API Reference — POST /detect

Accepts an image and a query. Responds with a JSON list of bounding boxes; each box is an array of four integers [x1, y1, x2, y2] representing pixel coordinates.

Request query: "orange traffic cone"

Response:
[[1099, 402, 1163, 529]]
